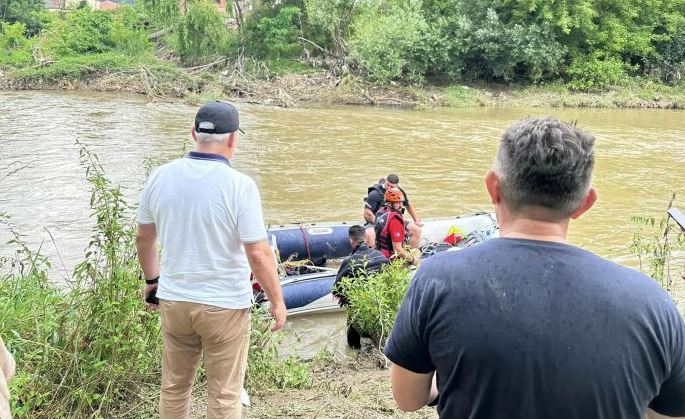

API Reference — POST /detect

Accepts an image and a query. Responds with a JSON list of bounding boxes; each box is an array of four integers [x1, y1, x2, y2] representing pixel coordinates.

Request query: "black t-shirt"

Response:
[[365, 186, 410, 215], [384, 238, 685, 419]]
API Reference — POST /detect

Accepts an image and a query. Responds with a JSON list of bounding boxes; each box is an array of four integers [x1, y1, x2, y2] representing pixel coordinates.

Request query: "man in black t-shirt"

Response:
[[333, 225, 390, 348], [333, 225, 389, 306], [384, 117, 685, 419]]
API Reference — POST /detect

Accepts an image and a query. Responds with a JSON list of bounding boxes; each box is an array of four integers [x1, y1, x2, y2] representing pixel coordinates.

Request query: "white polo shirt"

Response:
[[137, 151, 267, 309]]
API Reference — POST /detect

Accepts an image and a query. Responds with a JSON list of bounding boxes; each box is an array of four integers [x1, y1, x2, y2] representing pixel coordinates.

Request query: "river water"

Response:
[[1, 91, 684, 358]]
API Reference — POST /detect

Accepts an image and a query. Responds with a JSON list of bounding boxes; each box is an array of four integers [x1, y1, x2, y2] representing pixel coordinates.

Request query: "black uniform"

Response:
[[333, 242, 389, 306]]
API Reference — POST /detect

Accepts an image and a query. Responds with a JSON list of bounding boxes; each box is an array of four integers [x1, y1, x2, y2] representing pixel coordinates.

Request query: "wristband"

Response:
[[144, 275, 159, 285]]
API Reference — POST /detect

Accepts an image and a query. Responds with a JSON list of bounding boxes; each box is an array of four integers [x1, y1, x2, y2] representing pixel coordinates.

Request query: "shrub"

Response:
[[566, 53, 626, 91], [338, 260, 412, 347], [348, 1, 429, 83], [303, 0, 358, 56], [246, 305, 311, 392], [242, 3, 304, 59], [0, 0, 44, 35], [650, 26, 685, 85], [255, 6, 302, 58], [0, 21, 33, 67], [42, 8, 150, 57], [174, 0, 233, 65], [0, 143, 161, 418]]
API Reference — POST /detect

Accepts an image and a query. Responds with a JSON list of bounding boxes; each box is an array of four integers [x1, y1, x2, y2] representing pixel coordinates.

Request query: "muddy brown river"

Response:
[[1, 91, 684, 358]]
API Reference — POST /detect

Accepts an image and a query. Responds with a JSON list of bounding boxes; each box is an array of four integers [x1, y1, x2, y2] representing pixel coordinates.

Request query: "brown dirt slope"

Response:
[[185, 353, 437, 419]]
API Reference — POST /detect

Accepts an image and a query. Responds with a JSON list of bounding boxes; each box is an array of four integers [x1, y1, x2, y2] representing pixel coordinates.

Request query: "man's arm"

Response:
[[244, 240, 286, 331], [136, 223, 160, 308], [363, 207, 375, 224], [364, 191, 381, 223], [406, 202, 423, 226], [392, 240, 418, 265], [390, 363, 437, 411], [388, 217, 418, 265]]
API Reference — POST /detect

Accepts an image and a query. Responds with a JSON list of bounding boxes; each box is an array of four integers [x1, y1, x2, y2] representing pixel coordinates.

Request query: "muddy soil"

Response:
[[186, 352, 438, 419]]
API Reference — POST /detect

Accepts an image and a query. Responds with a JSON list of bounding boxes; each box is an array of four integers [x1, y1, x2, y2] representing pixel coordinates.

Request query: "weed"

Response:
[[337, 260, 412, 349], [246, 305, 311, 393], [629, 212, 685, 296]]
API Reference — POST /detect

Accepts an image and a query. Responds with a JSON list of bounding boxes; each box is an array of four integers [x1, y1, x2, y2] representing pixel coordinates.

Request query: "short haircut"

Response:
[[194, 131, 230, 145], [494, 117, 595, 220], [348, 225, 366, 243], [386, 174, 400, 184]]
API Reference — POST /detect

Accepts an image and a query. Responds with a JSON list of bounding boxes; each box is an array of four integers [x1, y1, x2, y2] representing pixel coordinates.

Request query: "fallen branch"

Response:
[[298, 36, 337, 58], [185, 57, 228, 73], [148, 27, 171, 41]]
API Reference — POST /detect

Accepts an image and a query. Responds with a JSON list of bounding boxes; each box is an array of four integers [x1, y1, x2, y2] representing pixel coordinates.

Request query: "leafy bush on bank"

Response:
[[0, 0, 45, 35], [337, 260, 413, 348], [173, 0, 235, 65], [275, 0, 685, 88]]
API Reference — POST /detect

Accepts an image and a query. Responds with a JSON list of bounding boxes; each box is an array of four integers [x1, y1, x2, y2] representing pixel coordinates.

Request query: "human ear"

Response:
[[570, 187, 597, 220]]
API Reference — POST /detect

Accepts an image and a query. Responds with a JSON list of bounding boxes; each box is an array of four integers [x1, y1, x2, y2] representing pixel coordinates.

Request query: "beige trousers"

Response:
[[0, 337, 15, 419], [159, 300, 250, 419]]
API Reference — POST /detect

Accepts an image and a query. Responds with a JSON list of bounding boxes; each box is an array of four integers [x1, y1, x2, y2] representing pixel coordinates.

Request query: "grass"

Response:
[[463, 79, 685, 109], [441, 84, 486, 107]]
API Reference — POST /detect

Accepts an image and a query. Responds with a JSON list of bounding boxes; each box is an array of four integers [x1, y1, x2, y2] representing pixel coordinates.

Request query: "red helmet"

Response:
[[384, 188, 404, 203]]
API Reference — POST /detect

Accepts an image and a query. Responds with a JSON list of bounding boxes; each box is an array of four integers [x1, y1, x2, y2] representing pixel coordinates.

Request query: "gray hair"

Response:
[[494, 117, 595, 220], [194, 132, 231, 145]]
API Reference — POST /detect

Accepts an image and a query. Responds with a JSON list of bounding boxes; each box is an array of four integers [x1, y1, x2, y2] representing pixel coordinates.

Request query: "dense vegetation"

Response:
[[0, 145, 310, 418], [0, 0, 684, 92], [337, 260, 413, 348]]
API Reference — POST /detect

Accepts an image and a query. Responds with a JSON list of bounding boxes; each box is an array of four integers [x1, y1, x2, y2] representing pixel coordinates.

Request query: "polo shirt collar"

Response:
[[187, 151, 231, 166]]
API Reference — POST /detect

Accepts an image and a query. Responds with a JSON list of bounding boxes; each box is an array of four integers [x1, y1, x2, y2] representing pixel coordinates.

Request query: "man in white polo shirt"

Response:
[[136, 101, 286, 419]]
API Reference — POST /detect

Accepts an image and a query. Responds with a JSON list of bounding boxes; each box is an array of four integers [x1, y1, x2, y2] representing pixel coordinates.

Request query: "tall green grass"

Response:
[[629, 212, 685, 297]]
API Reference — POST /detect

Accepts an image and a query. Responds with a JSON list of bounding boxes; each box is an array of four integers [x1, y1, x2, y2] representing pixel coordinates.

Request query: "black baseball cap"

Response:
[[194, 101, 245, 134]]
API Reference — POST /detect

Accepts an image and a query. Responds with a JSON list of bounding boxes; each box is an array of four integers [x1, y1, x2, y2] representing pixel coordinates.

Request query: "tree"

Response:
[[0, 0, 45, 35]]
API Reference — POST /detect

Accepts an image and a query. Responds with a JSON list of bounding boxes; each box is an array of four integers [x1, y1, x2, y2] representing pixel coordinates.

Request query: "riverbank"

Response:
[[128, 351, 437, 419], [2, 62, 685, 110]]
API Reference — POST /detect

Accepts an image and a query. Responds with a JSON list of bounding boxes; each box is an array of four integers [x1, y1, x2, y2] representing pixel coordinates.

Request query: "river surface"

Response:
[[1, 91, 684, 358]]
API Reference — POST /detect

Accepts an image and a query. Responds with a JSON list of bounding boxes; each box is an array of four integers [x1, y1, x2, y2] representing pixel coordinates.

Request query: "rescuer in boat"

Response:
[[333, 225, 390, 306], [374, 188, 421, 266], [363, 174, 423, 248], [332, 225, 389, 348]]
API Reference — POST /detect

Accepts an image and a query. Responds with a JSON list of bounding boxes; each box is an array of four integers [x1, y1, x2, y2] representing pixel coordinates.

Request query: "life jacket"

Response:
[[365, 181, 408, 213], [366, 182, 384, 203], [367, 179, 385, 196], [374, 209, 404, 255]]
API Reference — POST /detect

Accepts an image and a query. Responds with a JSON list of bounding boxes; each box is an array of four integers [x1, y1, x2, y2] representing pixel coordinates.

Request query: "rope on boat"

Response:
[[299, 223, 312, 261]]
